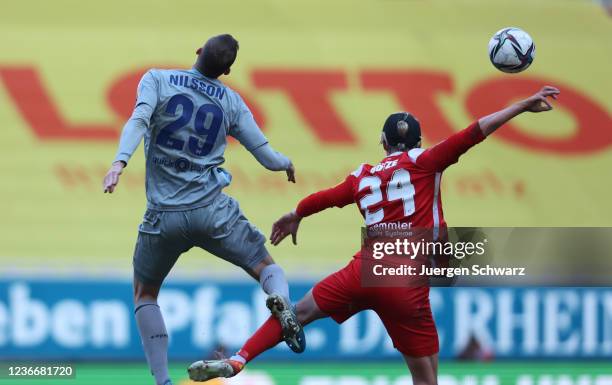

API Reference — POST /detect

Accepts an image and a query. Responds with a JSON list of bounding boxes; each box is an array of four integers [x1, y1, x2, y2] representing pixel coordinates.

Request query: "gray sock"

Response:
[[259, 264, 290, 302], [135, 300, 170, 385]]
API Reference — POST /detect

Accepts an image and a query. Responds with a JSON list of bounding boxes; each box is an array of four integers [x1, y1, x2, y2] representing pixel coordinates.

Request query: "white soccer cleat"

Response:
[[187, 359, 243, 382]]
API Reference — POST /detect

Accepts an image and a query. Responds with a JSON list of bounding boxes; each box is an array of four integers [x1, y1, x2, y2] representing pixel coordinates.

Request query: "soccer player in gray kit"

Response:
[[102, 34, 305, 385]]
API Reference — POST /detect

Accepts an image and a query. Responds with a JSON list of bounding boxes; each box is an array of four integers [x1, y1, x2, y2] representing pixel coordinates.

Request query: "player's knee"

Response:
[[133, 278, 161, 303], [249, 254, 275, 277], [295, 296, 322, 325], [409, 370, 437, 385], [134, 290, 159, 304], [296, 304, 310, 324], [405, 355, 437, 385]]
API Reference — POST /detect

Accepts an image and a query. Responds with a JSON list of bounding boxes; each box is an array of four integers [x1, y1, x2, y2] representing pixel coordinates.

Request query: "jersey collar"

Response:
[[189, 67, 222, 84]]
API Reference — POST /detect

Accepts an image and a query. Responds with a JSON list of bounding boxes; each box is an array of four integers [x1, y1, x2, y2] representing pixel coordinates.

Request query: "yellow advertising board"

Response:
[[0, 0, 610, 277]]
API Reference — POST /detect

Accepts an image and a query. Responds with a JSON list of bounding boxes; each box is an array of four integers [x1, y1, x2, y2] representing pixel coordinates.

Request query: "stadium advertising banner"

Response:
[[1, 280, 611, 361], [0, 0, 611, 278]]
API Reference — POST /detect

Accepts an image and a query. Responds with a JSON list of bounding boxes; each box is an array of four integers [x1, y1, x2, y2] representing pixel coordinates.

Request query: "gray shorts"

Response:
[[133, 193, 268, 285]]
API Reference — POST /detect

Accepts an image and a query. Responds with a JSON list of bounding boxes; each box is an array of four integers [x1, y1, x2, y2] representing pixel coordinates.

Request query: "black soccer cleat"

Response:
[[266, 294, 306, 353]]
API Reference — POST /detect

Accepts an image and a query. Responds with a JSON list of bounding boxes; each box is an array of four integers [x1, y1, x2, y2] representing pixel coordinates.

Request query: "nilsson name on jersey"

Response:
[[169, 75, 226, 100]]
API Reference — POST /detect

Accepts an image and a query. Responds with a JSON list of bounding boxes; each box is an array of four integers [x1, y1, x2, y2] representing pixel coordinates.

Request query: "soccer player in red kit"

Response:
[[189, 86, 560, 384]]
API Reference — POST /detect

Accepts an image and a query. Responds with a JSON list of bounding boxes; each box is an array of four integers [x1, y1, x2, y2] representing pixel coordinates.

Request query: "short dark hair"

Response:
[[201, 34, 239, 78], [382, 112, 421, 150]]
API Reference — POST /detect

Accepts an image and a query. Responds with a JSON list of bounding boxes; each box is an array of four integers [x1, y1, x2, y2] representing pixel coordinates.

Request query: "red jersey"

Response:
[[296, 122, 485, 358], [296, 122, 485, 236]]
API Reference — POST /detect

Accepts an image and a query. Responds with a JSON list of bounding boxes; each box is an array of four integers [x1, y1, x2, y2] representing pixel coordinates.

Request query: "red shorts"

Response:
[[312, 258, 439, 357]]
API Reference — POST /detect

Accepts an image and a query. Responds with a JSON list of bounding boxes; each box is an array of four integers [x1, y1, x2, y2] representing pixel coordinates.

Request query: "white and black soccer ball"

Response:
[[488, 27, 535, 73]]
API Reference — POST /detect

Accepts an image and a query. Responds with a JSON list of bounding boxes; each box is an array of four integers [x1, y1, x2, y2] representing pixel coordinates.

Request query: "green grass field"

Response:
[[2, 362, 612, 385]]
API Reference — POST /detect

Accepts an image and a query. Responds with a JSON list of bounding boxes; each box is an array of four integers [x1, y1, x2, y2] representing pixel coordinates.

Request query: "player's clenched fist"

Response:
[[103, 161, 125, 193]]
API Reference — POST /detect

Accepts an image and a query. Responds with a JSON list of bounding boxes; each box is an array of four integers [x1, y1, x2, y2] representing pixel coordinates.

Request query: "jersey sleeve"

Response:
[[250, 143, 291, 171], [296, 176, 355, 217], [409, 121, 485, 172], [113, 70, 159, 165], [134, 70, 159, 112], [228, 93, 268, 151]]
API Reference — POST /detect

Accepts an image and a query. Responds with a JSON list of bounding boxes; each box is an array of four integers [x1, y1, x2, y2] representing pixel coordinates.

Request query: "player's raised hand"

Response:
[[523, 86, 560, 113], [286, 162, 296, 183], [103, 161, 125, 193], [270, 210, 302, 245]]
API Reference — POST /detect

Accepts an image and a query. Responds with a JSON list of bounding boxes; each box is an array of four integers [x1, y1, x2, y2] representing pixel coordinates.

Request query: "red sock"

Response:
[[236, 316, 283, 363]]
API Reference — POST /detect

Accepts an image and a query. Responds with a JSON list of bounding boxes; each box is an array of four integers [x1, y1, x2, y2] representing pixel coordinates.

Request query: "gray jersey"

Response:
[[114, 68, 287, 210]]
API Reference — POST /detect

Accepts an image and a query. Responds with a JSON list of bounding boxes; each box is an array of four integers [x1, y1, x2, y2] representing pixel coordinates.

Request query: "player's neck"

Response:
[[386, 149, 404, 156], [193, 63, 206, 75]]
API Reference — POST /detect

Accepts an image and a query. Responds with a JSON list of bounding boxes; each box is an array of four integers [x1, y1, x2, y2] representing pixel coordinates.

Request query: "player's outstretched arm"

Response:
[[103, 70, 157, 193], [231, 93, 296, 183], [102, 113, 150, 193], [102, 109, 149, 193], [414, 86, 560, 172], [478, 86, 560, 136], [270, 177, 354, 245], [250, 144, 296, 183]]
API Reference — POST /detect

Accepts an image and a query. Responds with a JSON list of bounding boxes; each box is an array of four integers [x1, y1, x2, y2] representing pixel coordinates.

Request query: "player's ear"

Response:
[[379, 133, 388, 150], [224, 68, 231, 76], [196, 47, 202, 55]]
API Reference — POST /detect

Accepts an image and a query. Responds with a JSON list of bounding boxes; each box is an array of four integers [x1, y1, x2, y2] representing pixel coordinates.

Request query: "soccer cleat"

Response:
[[187, 359, 244, 382], [266, 294, 306, 353]]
